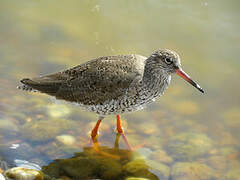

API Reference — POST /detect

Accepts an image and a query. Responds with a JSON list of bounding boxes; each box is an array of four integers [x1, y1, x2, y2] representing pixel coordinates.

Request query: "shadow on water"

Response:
[[42, 134, 159, 180]]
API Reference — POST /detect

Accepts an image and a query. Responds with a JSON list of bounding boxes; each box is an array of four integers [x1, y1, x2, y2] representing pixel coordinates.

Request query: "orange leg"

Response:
[[117, 114, 124, 133], [116, 114, 131, 150], [91, 116, 104, 138]]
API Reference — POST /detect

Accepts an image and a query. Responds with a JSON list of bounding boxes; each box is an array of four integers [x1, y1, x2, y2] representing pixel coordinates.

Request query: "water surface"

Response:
[[0, 0, 239, 179]]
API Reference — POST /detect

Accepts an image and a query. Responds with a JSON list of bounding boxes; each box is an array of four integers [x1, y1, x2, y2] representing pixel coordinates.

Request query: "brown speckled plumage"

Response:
[[19, 49, 203, 116]]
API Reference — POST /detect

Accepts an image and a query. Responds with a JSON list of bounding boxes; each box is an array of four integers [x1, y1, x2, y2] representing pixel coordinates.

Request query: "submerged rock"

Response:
[[35, 141, 79, 161], [219, 146, 238, 157], [170, 162, 215, 180], [42, 145, 158, 180], [14, 159, 41, 171], [137, 122, 159, 135], [0, 160, 9, 171], [0, 143, 35, 163], [47, 104, 70, 118], [0, 173, 5, 180], [146, 160, 170, 180], [167, 132, 213, 160], [224, 168, 240, 180], [125, 177, 150, 180], [223, 107, 240, 127], [21, 119, 77, 141], [151, 149, 173, 164], [0, 118, 19, 135], [218, 132, 238, 146], [123, 159, 159, 180], [4, 167, 43, 180], [206, 155, 227, 172], [56, 134, 76, 146], [136, 148, 153, 159]]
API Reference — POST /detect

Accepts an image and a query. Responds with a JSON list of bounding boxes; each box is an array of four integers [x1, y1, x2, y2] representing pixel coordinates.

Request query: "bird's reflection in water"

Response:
[[42, 133, 159, 180], [91, 132, 132, 158]]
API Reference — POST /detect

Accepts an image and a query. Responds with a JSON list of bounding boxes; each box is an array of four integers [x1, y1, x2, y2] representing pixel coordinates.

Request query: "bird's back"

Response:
[[19, 54, 147, 108]]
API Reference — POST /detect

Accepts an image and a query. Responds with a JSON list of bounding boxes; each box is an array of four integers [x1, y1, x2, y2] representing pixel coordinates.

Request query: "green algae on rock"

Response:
[[167, 132, 213, 160], [42, 144, 159, 180], [4, 167, 43, 180], [170, 162, 216, 180], [123, 159, 158, 180], [42, 150, 122, 180]]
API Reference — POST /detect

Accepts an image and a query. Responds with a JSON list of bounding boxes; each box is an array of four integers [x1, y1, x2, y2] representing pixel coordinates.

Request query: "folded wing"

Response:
[[19, 55, 146, 105]]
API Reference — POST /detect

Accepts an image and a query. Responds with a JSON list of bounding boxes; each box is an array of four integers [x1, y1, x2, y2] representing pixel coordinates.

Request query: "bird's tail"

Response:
[[18, 76, 62, 96], [17, 82, 38, 92]]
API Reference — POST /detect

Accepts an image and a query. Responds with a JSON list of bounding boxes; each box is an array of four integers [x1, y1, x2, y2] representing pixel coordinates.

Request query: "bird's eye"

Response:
[[165, 58, 172, 65]]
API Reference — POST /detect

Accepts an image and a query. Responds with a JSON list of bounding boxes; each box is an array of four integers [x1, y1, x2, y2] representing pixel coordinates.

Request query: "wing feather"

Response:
[[20, 54, 147, 105], [55, 55, 146, 105]]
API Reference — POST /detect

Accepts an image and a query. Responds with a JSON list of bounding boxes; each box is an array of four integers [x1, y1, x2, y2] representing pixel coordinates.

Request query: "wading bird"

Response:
[[18, 49, 204, 149]]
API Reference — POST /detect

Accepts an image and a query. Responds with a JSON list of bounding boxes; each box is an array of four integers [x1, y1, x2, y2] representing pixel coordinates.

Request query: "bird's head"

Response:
[[150, 49, 204, 93]]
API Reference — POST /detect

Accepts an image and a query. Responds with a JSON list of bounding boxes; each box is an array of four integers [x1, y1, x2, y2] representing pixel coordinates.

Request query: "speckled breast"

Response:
[[80, 75, 171, 116]]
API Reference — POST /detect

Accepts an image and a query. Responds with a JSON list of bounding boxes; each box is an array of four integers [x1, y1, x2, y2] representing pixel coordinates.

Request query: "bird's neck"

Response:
[[142, 59, 171, 93]]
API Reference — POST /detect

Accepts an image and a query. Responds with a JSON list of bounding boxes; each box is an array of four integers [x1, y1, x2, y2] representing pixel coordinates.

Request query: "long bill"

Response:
[[176, 68, 204, 93]]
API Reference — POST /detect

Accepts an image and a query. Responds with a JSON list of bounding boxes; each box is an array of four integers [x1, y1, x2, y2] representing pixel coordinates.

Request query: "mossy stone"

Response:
[[123, 159, 158, 180], [43, 149, 122, 180], [43, 145, 158, 180]]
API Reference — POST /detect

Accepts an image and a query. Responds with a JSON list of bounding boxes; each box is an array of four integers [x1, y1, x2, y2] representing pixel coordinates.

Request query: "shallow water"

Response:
[[0, 0, 240, 179]]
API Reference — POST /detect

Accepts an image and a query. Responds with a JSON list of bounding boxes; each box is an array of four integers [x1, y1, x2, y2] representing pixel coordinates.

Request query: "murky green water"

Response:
[[0, 0, 240, 179]]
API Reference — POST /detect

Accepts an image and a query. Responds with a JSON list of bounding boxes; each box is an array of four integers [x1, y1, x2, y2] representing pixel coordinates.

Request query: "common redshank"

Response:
[[18, 49, 204, 148]]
